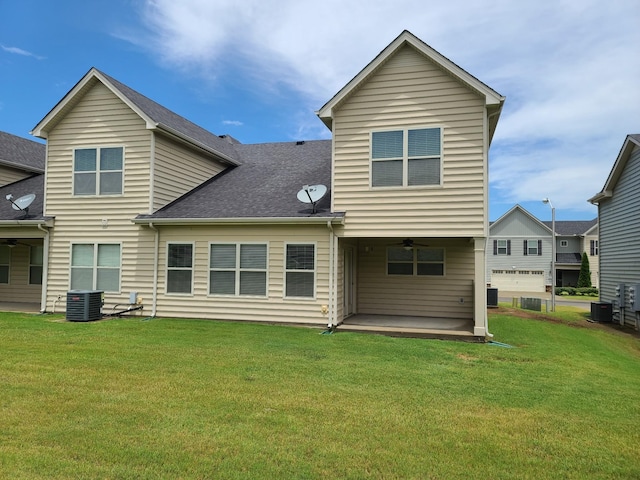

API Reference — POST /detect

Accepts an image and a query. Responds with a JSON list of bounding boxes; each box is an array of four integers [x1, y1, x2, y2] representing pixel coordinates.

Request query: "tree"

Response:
[[577, 252, 592, 288]]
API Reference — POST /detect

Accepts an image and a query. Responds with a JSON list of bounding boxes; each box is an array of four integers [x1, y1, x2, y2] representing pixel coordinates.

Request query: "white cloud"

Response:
[[133, 0, 639, 218], [222, 120, 243, 126], [1, 45, 44, 60]]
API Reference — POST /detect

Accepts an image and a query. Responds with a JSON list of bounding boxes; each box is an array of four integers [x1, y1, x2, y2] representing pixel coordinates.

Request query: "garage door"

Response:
[[491, 270, 545, 292]]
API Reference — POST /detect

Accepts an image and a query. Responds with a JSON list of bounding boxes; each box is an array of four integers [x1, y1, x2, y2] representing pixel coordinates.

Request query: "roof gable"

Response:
[[317, 30, 504, 139], [589, 134, 640, 204], [31, 68, 240, 165], [490, 204, 551, 236]]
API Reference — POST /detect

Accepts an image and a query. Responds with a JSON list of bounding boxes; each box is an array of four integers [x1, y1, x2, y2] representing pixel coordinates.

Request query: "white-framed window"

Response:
[[590, 240, 599, 256], [560, 240, 568, 248], [0, 245, 10, 284], [371, 127, 441, 187], [70, 243, 121, 292], [285, 244, 315, 298], [387, 247, 445, 276], [73, 146, 123, 196], [29, 245, 43, 285], [495, 239, 510, 255], [209, 243, 268, 297], [524, 239, 541, 256], [167, 243, 193, 294]]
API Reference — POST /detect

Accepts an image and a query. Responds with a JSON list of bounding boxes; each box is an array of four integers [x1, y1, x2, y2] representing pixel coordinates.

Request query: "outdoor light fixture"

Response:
[[542, 198, 556, 312]]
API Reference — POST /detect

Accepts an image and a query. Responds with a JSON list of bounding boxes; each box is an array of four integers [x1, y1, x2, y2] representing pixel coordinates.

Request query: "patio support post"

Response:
[[473, 237, 489, 337]]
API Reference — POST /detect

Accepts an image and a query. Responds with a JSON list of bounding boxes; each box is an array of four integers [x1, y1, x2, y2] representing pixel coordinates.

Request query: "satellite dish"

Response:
[[11, 194, 36, 211], [297, 184, 327, 213]]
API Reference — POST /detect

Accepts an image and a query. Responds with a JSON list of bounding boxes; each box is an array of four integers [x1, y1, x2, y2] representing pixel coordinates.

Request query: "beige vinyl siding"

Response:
[[0, 166, 34, 187], [0, 240, 43, 303], [332, 45, 487, 237], [154, 224, 330, 324], [152, 135, 228, 211], [43, 82, 156, 312], [356, 238, 474, 319]]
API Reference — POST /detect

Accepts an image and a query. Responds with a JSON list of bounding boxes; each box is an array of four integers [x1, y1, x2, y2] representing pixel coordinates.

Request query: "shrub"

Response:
[[555, 286, 598, 296]]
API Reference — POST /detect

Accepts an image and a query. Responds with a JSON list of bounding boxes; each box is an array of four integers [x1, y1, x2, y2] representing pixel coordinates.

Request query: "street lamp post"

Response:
[[542, 198, 556, 312]]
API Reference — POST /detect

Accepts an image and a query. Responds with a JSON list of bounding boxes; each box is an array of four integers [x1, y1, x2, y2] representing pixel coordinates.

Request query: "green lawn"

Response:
[[1, 310, 639, 479]]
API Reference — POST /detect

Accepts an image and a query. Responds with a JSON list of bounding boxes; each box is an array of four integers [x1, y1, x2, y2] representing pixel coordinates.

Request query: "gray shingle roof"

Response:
[[542, 219, 597, 235], [97, 70, 241, 164], [556, 253, 582, 264], [0, 174, 46, 221], [138, 140, 341, 220], [0, 131, 45, 173]]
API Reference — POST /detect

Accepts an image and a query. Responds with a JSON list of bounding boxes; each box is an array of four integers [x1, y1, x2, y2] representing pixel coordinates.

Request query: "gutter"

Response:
[[133, 216, 345, 226], [0, 219, 54, 227]]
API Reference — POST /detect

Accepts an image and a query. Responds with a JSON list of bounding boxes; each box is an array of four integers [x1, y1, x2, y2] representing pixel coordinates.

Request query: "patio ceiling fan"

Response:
[[390, 238, 429, 251], [2, 238, 30, 248]]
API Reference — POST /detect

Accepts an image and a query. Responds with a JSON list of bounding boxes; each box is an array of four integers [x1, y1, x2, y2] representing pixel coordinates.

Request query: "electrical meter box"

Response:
[[631, 284, 640, 311]]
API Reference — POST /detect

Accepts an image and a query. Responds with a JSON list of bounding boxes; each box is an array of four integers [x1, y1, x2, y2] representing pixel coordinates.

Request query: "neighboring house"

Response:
[[589, 134, 640, 329], [0, 30, 505, 339], [0, 131, 45, 186], [0, 132, 46, 303], [487, 205, 597, 292]]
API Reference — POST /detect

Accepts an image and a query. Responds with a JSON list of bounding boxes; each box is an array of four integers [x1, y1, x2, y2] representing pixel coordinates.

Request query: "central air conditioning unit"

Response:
[[66, 290, 103, 322]]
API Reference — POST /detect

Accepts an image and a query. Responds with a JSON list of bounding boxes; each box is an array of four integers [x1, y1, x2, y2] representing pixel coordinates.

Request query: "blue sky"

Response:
[[1, 0, 638, 221]]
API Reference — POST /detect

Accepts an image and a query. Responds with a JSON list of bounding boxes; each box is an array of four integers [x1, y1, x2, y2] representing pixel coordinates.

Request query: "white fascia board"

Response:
[[133, 216, 345, 226]]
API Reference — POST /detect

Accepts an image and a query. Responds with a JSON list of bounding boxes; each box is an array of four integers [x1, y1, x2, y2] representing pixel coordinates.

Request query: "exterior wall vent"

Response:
[[66, 290, 103, 322]]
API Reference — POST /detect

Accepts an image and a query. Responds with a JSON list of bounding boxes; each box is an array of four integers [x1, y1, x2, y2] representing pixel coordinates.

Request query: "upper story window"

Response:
[[371, 127, 441, 187], [590, 240, 599, 256], [494, 239, 511, 255], [74, 147, 123, 196], [524, 240, 541, 256]]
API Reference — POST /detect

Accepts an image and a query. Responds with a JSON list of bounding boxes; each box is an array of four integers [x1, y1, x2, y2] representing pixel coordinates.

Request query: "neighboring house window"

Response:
[[210, 243, 267, 296], [560, 240, 568, 247], [371, 127, 441, 187], [590, 240, 599, 256], [74, 147, 123, 196], [70, 243, 120, 292], [285, 244, 315, 298], [0, 245, 10, 284], [494, 239, 511, 255], [387, 247, 445, 276], [29, 245, 43, 285], [167, 243, 193, 294], [523, 240, 542, 256]]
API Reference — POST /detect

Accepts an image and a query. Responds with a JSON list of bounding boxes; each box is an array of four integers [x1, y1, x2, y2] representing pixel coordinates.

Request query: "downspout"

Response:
[[37, 223, 50, 313], [327, 220, 335, 329], [148, 222, 159, 317]]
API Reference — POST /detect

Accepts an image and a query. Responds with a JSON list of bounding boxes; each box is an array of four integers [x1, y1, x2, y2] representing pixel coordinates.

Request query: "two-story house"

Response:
[[589, 134, 640, 329], [487, 205, 597, 292], [0, 30, 504, 339]]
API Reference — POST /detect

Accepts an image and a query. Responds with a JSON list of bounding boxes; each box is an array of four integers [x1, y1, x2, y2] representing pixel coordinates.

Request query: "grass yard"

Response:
[[1, 309, 639, 479]]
